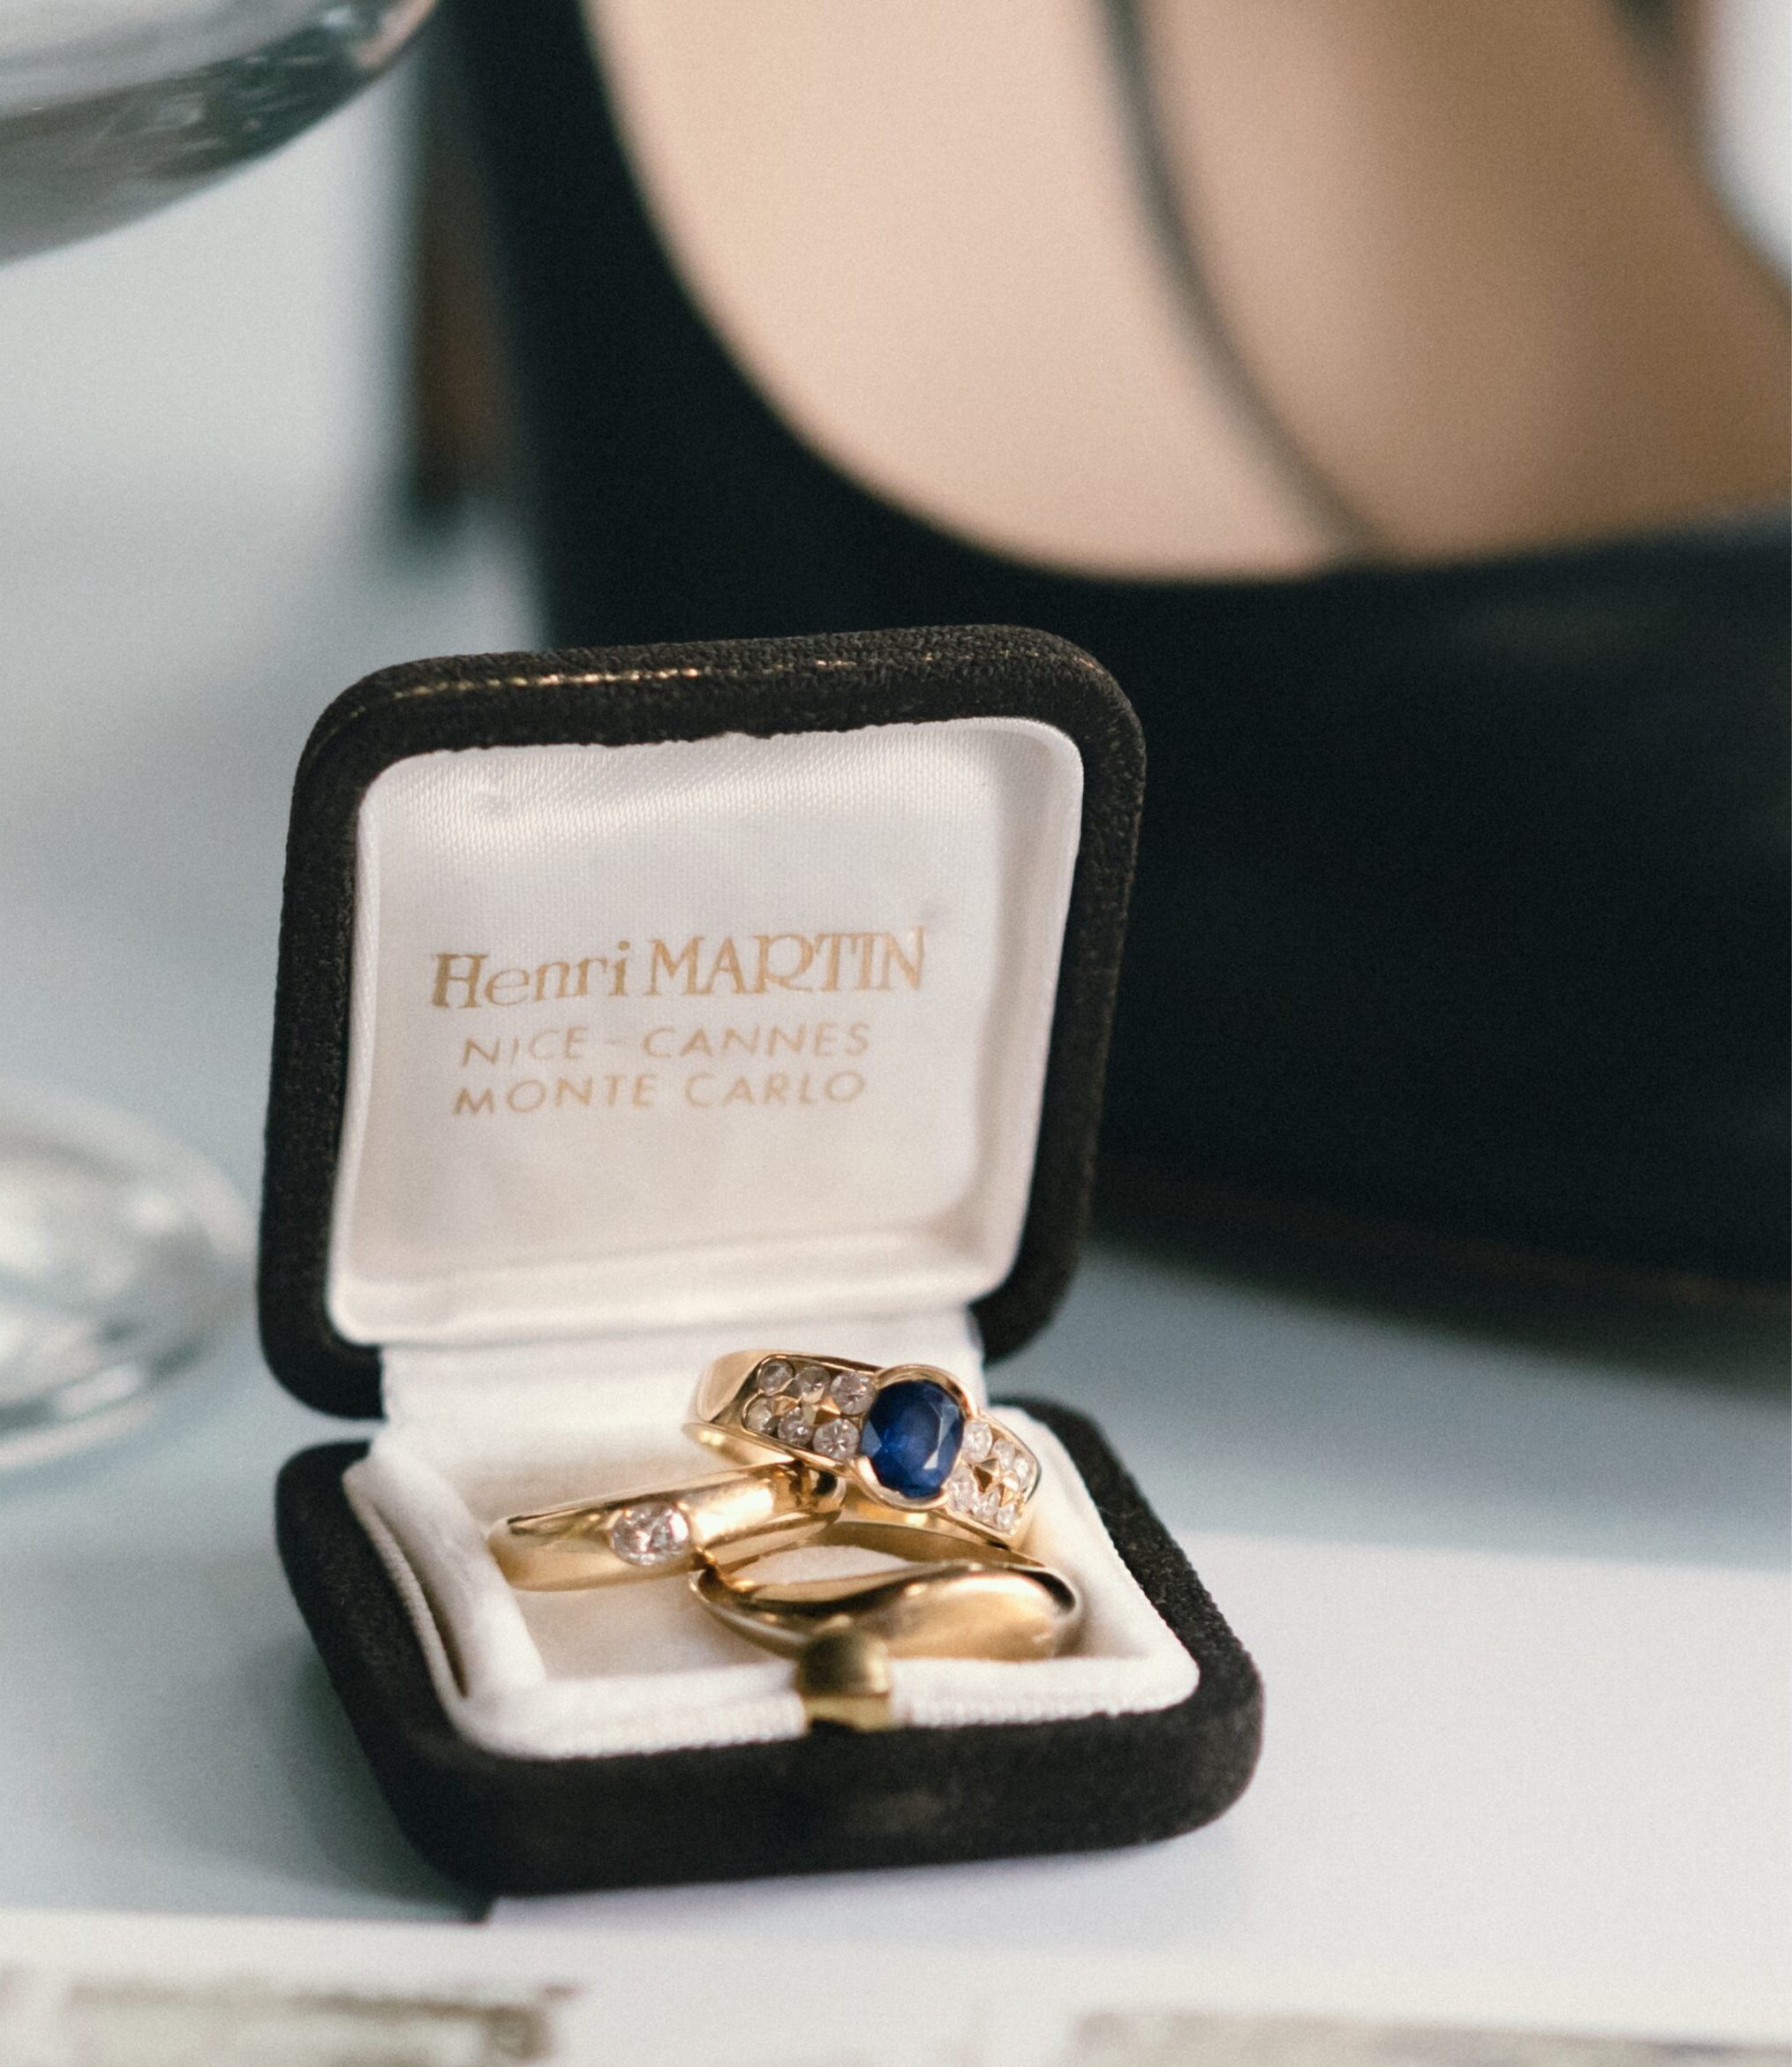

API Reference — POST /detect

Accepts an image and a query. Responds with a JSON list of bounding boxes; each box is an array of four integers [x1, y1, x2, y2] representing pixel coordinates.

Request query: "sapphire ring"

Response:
[[686, 1353, 1043, 1551]]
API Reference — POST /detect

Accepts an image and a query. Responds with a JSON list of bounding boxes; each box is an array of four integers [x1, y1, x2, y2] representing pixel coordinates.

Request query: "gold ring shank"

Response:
[[689, 1348, 787, 1425], [691, 1521, 1082, 1663], [487, 1460, 843, 1590]]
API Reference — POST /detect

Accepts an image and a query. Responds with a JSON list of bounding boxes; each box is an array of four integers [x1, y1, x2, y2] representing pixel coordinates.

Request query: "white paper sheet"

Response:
[[0, 1904, 1784, 2064]]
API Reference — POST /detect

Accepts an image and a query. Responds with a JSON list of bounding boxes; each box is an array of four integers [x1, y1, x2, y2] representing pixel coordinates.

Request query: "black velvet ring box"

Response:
[[260, 624, 1262, 1893]]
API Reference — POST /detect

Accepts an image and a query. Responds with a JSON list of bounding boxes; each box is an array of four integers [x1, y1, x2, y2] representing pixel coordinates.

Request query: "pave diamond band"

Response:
[[687, 1352, 1043, 1552]]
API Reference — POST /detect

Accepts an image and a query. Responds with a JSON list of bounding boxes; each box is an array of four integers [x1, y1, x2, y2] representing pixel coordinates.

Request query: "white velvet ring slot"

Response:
[[345, 1409, 1196, 1760]]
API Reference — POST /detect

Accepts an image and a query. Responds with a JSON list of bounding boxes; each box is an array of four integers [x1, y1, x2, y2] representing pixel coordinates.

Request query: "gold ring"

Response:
[[487, 1459, 846, 1589], [687, 1352, 1043, 1551], [693, 1521, 1081, 1661], [692, 1521, 1083, 1730]]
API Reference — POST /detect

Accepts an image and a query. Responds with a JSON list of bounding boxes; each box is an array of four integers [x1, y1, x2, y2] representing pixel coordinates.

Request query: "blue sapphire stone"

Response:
[[860, 1379, 964, 1500]]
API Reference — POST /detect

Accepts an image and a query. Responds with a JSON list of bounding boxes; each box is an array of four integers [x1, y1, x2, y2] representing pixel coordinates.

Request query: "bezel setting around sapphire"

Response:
[[857, 1372, 966, 1502]]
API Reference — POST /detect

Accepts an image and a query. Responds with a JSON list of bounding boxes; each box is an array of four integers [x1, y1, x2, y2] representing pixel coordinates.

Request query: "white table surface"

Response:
[[501, 1533, 1790, 2044], [0, 84, 1784, 2008]]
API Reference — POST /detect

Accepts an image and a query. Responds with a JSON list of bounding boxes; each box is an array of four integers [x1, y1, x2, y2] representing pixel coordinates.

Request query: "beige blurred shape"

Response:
[[587, 0, 1788, 575]]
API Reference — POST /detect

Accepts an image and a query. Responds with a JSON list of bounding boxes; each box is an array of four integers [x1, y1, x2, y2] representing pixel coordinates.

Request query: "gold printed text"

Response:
[[430, 930, 924, 1007]]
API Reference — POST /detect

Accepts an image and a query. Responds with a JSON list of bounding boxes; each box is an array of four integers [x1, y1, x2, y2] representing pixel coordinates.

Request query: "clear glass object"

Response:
[[0, 1090, 252, 1466], [0, 0, 438, 1460], [0, 0, 437, 262]]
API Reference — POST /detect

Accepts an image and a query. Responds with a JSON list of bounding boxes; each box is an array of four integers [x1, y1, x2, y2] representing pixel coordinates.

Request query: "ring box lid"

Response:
[[259, 627, 1142, 1420]]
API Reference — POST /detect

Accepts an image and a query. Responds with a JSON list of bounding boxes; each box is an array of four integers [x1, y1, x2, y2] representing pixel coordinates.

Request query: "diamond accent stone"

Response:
[[991, 1435, 1021, 1473], [742, 1395, 777, 1436], [944, 1469, 977, 1516], [812, 1415, 859, 1462], [973, 1487, 1002, 1528], [1008, 1451, 1036, 1492], [755, 1358, 794, 1394], [608, 1500, 691, 1568], [792, 1362, 832, 1402], [960, 1420, 993, 1464], [777, 1407, 817, 1447], [995, 1500, 1020, 1534], [829, 1369, 875, 1415]]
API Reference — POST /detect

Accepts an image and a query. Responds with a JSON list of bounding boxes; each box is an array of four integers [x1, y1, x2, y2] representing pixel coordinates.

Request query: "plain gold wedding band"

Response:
[[691, 1519, 1082, 1663]]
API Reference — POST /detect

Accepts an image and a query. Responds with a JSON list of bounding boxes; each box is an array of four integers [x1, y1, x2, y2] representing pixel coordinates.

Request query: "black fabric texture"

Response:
[[259, 625, 1143, 1417], [275, 1400, 1262, 1894], [440, 0, 1791, 1292]]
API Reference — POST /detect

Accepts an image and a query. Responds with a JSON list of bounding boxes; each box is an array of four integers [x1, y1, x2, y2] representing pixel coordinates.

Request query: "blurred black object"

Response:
[[422, 0, 1789, 1297]]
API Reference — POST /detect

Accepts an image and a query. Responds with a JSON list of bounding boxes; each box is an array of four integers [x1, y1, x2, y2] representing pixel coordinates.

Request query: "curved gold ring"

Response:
[[687, 1351, 1042, 1552], [487, 1459, 846, 1589], [691, 1521, 1083, 1664]]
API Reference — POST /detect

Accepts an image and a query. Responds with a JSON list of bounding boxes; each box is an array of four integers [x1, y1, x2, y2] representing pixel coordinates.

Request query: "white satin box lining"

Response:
[[328, 718, 1083, 1349]]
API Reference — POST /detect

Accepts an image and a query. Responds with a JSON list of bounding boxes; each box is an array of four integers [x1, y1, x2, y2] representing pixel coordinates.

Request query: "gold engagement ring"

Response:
[[488, 1351, 1045, 1595], [687, 1351, 1043, 1550]]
